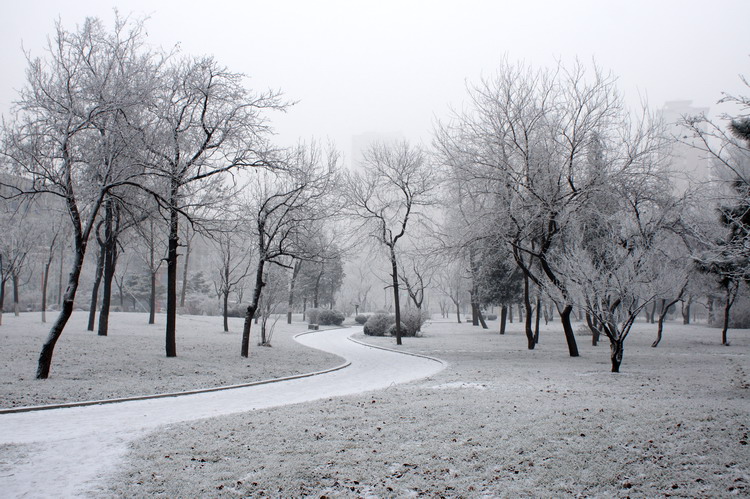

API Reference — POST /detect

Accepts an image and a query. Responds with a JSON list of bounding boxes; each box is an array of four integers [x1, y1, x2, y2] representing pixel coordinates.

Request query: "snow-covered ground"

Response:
[[100, 318, 748, 498], [0, 311, 342, 408], [0, 323, 443, 497], [1, 313, 748, 497]]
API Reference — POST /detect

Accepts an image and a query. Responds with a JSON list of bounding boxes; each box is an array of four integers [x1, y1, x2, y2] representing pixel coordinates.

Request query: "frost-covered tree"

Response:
[[240, 142, 340, 356], [435, 60, 666, 358], [1, 16, 160, 378], [344, 141, 436, 345]]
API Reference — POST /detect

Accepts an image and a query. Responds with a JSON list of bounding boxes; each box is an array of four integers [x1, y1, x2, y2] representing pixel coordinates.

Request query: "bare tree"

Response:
[[240, 142, 340, 356], [435, 60, 660, 358], [1, 16, 159, 378], [344, 141, 436, 345], [136, 56, 285, 358], [681, 73, 750, 345], [212, 222, 252, 332], [133, 211, 167, 324]]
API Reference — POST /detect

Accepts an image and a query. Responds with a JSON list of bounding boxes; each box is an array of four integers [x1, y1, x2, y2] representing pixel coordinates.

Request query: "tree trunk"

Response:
[[653, 296, 682, 347], [610, 339, 623, 373], [149, 271, 157, 324], [707, 295, 715, 325], [586, 312, 599, 346], [542, 300, 549, 325], [57, 243, 64, 307], [287, 260, 301, 324], [223, 291, 229, 332], [508, 304, 513, 323], [681, 296, 692, 325], [12, 272, 20, 316], [454, 299, 461, 323], [646, 301, 655, 324], [165, 193, 179, 358], [721, 283, 738, 346], [37, 239, 86, 379], [241, 259, 266, 357], [0, 276, 5, 326], [87, 244, 105, 331], [97, 202, 117, 337], [500, 304, 507, 334], [477, 307, 488, 329], [522, 274, 534, 349], [179, 231, 191, 308], [42, 261, 51, 323], [533, 296, 541, 344], [389, 246, 403, 345], [558, 304, 580, 357]]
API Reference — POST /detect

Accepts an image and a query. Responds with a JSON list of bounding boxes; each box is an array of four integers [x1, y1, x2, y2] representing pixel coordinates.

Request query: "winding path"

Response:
[[0, 327, 444, 498]]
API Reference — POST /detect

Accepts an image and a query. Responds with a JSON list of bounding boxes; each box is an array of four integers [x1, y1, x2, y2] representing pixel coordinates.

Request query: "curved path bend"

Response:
[[0, 327, 444, 498]]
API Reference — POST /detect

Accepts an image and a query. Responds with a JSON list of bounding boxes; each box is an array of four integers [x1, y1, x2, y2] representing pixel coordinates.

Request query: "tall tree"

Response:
[[344, 141, 436, 345], [137, 56, 285, 358], [1, 16, 159, 378], [435, 60, 656, 358], [682, 74, 750, 344], [240, 142, 339, 356]]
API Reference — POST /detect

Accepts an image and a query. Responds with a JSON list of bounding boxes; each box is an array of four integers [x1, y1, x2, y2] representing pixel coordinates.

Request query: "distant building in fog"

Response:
[[350, 131, 405, 171], [660, 100, 711, 193]]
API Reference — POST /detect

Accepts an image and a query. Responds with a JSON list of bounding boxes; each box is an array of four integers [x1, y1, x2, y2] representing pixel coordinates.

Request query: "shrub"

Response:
[[306, 308, 321, 325], [388, 322, 409, 337], [318, 309, 345, 326], [354, 314, 368, 325], [400, 308, 428, 336], [363, 313, 395, 336], [485, 313, 498, 320]]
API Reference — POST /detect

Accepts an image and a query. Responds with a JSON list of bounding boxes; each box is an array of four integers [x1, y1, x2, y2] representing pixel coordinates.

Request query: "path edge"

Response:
[[0, 329, 350, 415]]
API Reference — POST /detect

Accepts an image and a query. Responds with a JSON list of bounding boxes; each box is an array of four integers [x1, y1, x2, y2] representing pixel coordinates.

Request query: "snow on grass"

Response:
[[0, 311, 342, 408], [100, 318, 749, 497]]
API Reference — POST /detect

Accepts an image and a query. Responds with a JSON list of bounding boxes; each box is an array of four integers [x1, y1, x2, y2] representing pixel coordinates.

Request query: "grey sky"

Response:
[[1, 0, 747, 166]]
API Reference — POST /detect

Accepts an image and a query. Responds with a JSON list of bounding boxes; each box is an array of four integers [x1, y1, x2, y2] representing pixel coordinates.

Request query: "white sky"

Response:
[[1, 0, 747, 166]]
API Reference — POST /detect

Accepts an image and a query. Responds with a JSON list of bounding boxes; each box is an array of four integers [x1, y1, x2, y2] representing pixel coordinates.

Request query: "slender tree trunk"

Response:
[[165, 185, 179, 358], [681, 296, 692, 325], [12, 273, 20, 316], [508, 304, 513, 323], [707, 295, 715, 325], [287, 260, 301, 324], [37, 238, 86, 379], [389, 247, 403, 345], [522, 274, 534, 349], [223, 291, 229, 332], [42, 261, 50, 323], [534, 296, 541, 344], [646, 302, 655, 324], [179, 231, 191, 308], [241, 259, 265, 357], [97, 203, 117, 337], [500, 304, 507, 334], [87, 244, 105, 331], [721, 283, 738, 346], [148, 271, 157, 324], [313, 262, 324, 309], [542, 300, 549, 325], [0, 276, 5, 326], [653, 296, 681, 348], [454, 299, 461, 323], [586, 312, 599, 346], [57, 243, 64, 307], [558, 304, 580, 357]]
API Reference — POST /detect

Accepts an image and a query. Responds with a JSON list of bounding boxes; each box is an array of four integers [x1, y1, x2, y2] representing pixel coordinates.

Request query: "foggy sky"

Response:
[[1, 0, 747, 167]]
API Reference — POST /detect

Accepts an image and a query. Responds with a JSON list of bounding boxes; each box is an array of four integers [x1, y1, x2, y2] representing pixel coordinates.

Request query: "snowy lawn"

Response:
[[102, 318, 748, 498], [0, 311, 342, 408]]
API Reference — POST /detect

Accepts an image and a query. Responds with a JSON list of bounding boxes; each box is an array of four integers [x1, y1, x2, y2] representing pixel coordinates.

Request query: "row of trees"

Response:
[[1, 15, 748, 377]]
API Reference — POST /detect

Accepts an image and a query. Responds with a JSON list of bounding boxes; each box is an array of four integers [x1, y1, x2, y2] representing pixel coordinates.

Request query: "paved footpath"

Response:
[[0, 328, 444, 498]]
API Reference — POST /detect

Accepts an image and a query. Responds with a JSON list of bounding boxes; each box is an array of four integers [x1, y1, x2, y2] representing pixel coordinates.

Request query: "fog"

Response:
[[1, 0, 747, 165]]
